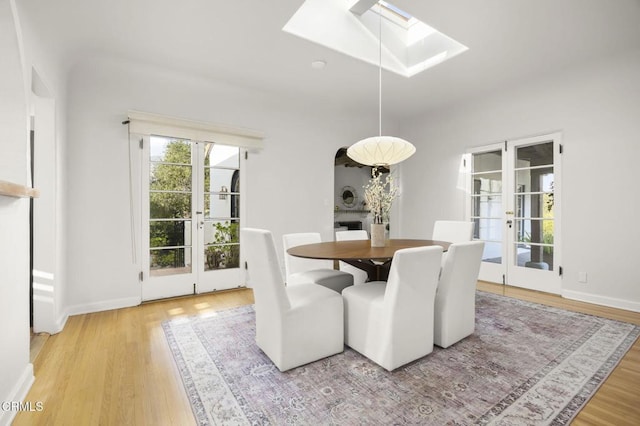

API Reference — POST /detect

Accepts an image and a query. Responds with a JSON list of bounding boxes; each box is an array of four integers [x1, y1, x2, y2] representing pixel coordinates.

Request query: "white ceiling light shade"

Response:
[[347, 136, 416, 166], [347, 3, 416, 167]]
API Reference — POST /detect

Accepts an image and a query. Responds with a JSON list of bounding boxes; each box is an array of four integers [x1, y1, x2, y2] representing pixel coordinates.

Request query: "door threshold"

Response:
[[30, 329, 50, 363]]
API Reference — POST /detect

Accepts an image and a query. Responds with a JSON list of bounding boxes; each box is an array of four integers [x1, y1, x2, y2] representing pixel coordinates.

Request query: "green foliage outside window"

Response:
[[149, 139, 239, 270], [206, 221, 239, 270], [150, 140, 191, 268]]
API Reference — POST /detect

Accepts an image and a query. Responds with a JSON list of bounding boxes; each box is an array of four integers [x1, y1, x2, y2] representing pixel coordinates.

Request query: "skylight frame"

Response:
[[283, 0, 469, 78], [376, 1, 416, 29]]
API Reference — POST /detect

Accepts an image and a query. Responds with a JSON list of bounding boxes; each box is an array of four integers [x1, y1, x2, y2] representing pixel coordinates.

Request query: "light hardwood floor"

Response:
[[14, 283, 640, 425]]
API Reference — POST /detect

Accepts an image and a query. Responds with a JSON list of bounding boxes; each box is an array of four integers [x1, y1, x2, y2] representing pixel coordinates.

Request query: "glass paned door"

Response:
[[507, 139, 560, 293], [142, 136, 243, 300], [470, 147, 505, 284], [469, 134, 561, 294], [142, 136, 195, 300], [196, 143, 242, 293]]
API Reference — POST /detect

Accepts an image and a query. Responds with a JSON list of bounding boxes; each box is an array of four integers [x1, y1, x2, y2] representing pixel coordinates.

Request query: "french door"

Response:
[[468, 133, 562, 294], [141, 135, 244, 301]]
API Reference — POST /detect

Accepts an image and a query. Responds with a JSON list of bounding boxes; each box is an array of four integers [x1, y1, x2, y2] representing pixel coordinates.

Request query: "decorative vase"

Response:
[[371, 223, 386, 247]]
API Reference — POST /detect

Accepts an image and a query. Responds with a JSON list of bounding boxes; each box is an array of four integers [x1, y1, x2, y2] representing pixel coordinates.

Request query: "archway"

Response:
[[333, 147, 372, 236]]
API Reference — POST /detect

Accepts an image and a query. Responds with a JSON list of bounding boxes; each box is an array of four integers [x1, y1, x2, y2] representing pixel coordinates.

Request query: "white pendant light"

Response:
[[347, 3, 415, 167], [347, 135, 415, 167]]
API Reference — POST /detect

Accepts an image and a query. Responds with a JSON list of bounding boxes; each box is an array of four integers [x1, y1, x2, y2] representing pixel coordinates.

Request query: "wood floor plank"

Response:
[[14, 285, 640, 425]]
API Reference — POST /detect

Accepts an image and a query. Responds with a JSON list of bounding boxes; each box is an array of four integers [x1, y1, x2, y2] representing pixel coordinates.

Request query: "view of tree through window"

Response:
[[149, 138, 192, 275], [148, 137, 240, 276]]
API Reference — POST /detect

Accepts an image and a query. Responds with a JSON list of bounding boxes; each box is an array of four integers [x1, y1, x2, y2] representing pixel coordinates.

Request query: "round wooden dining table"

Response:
[[287, 239, 451, 282]]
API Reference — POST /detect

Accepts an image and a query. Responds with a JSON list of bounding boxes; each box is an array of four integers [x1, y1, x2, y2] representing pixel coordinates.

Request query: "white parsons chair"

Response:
[[434, 241, 484, 348], [283, 232, 354, 293], [343, 245, 443, 371], [432, 220, 475, 268], [241, 228, 344, 372], [432, 220, 474, 243], [335, 230, 369, 285]]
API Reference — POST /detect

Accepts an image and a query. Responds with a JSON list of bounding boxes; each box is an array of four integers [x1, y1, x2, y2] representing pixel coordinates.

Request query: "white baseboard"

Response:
[[0, 364, 34, 426], [65, 296, 141, 317], [562, 289, 640, 313], [55, 311, 69, 333]]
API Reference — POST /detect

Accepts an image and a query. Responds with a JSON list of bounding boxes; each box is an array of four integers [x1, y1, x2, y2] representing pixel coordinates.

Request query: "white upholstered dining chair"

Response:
[[432, 220, 474, 243], [434, 240, 484, 348], [335, 230, 369, 285], [342, 245, 443, 371], [283, 232, 354, 293], [432, 220, 475, 268], [241, 228, 345, 372]]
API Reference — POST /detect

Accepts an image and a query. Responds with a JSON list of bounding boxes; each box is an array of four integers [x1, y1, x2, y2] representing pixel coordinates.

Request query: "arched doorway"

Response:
[[333, 147, 372, 236]]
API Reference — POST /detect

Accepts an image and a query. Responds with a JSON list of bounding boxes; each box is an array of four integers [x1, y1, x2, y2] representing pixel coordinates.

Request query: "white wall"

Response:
[[0, 1, 67, 422], [0, 27, 31, 426], [399, 49, 640, 311], [63, 56, 378, 311], [0, 1, 32, 423], [15, 0, 68, 334]]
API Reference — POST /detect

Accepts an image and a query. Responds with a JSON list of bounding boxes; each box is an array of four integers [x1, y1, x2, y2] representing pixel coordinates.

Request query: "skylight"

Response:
[[377, 1, 414, 26], [282, 0, 468, 78]]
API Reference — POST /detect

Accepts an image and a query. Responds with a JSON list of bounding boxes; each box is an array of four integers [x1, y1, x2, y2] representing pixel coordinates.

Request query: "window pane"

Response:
[[204, 194, 240, 219], [473, 151, 502, 172], [515, 219, 554, 244], [515, 167, 553, 192], [203, 219, 239, 245], [205, 144, 240, 168], [516, 142, 553, 167], [150, 137, 192, 165], [150, 192, 192, 219], [150, 164, 192, 191], [150, 248, 191, 276], [515, 243, 554, 271], [204, 168, 238, 193], [472, 173, 502, 195], [481, 242, 502, 264], [474, 218, 502, 241], [204, 244, 240, 270], [472, 195, 502, 218], [150, 220, 192, 248], [515, 194, 554, 219]]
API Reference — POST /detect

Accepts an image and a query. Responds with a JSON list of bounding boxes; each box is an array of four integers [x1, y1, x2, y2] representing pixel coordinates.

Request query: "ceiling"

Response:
[[20, 0, 640, 118]]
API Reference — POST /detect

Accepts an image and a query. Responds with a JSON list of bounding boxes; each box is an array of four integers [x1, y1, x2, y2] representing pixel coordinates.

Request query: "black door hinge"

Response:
[[139, 271, 143, 282]]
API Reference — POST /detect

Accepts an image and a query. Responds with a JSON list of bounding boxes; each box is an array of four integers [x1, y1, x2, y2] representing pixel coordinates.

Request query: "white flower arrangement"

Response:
[[363, 169, 398, 225]]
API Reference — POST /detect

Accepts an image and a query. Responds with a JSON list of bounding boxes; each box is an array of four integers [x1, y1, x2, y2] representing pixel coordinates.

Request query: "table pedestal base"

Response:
[[341, 259, 392, 282]]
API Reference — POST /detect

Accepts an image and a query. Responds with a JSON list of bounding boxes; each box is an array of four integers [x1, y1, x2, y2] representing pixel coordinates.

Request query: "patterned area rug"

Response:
[[162, 292, 639, 425]]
